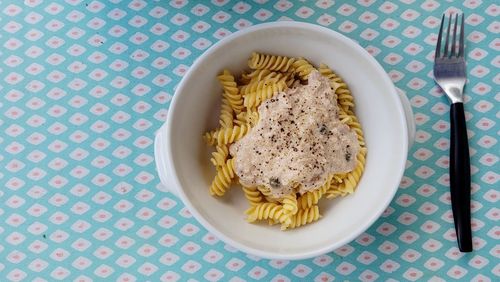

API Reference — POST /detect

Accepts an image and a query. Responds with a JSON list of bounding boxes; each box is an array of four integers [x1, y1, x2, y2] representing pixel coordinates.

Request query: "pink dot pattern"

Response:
[[0, 0, 498, 281]]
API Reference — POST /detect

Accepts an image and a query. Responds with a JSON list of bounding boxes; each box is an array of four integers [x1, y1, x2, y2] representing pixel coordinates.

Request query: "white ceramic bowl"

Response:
[[155, 22, 415, 260]]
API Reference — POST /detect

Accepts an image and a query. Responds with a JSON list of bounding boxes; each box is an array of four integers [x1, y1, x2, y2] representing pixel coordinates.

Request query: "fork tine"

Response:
[[458, 14, 465, 57], [435, 14, 445, 59], [451, 14, 458, 56], [443, 14, 452, 57]]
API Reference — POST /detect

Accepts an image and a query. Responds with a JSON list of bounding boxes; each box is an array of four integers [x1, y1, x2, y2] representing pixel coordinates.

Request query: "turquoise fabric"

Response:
[[0, 0, 498, 281]]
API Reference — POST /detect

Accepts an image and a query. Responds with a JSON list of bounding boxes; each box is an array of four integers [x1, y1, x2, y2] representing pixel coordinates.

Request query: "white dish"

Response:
[[155, 22, 415, 260]]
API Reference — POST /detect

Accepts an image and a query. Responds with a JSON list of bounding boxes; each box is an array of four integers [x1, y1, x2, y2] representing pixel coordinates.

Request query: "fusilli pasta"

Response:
[[219, 97, 234, 128], [218, 70, 244, 113], [240, 75, 289, 96], [297, 174, 333, 209], [319, 63, 355, 115], [242, 186, 264, 206], [248, 52, 296, 72], [203, 52, 366, 230], [245, 202, 292, 226], [243, 80, 287, 108], [204, 124, 250, 146], [327, 147, 367, 198], [243, 69, 292, 86], [233, 111, 247, 126], [209, 158, 235, 196], [283, 205, 321, 230], [292, 58, 315, 80], [256, 186, 280, 203], [210, 145, 229, 168], [281, 193, 298, 215], [245, 110, 260, 127]]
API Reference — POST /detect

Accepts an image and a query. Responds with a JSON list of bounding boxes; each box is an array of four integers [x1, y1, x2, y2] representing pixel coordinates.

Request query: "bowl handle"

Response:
[[154, 122, 180, 198], [395, 88, 416, 149]]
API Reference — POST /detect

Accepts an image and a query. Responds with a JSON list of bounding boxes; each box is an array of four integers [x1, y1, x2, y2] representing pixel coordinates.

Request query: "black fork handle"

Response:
[[450, 102, 472, 252]]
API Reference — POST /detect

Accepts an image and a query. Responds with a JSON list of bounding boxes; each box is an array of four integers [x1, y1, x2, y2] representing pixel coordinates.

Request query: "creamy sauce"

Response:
[[230, 71, 360, 198]]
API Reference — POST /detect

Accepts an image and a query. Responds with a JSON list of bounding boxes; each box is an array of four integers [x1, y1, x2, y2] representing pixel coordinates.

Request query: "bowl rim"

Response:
[[164, 21, 409, 260]]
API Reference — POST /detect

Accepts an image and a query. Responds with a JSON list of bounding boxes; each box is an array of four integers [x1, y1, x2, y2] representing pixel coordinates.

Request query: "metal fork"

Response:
[[433, 13, 472, 252]]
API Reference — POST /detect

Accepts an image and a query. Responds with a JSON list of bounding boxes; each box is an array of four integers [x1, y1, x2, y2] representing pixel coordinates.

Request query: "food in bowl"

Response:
[[155, 22, 413, 259], [203, 52, 367, 230]]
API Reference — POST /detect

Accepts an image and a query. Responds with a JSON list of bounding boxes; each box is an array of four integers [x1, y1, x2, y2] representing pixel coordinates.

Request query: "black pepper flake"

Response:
[[319, 124, 328, 134], [345, 151, 352, 161], [269, 177, 280, 188]]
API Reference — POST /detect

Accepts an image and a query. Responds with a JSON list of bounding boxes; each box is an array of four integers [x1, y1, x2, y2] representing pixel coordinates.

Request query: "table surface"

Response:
[[1, 0, 499, 281]]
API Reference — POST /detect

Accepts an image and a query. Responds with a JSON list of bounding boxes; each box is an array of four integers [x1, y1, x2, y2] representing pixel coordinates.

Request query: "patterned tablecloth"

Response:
[[1, 0, 498, 281]]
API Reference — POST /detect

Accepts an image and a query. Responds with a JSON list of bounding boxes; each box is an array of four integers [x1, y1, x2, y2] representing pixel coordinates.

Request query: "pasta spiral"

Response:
[[239, 71, 252, 85], [209, 158, 235, 196], [331, 174, 345, 184], [234, 110, 259, 127], [318, 63, 345, 86], [210, 145, 229, 168], [243, 80, 287, 108], [245, 110, 259, 127], [256, 186, 280, 203], [283, 205, 321, 229], [233, 111, 247, 126], [204, 124, 250, 146], [248, 52, 296, 72], [240, 75, 289, 96], [241, 69, 291, 86], [338, 111, 354, 124], [319, 63, 355, 114], [245, 202, 292, 226], [218, 70, 239, 95], [240, 69, 270, 85], [281, 193, 298, 215], [219, 97, 234, 128], [327, 147, 367, 198], [339, 110, 365, 147], [297, 174, 333, 209], [242, 186, 263, 206], [257, 185, 273, 198], [218, 70, 244, 113], [292, 58, 315, 80]]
